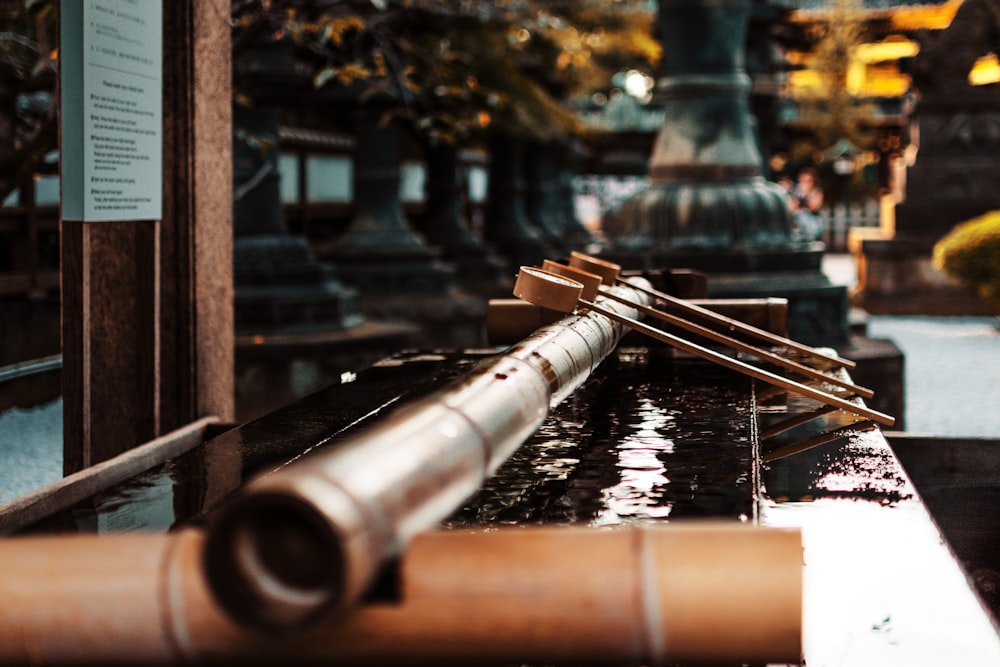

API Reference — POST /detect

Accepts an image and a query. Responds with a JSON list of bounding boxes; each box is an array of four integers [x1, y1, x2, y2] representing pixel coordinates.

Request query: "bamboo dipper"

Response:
[[567, 251, 856, 370], [541, 259, 873, 399], [513, 267, 894, 427]]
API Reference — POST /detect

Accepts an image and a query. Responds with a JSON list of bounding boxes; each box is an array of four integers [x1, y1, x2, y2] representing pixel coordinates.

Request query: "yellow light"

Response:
[[969, 53, 1000, 87], [854, 39, 919, 64], [891, 0, 962, 31]]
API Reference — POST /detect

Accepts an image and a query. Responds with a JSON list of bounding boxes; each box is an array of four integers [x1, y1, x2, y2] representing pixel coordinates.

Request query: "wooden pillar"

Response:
[[61, 222, 160, 473], [60, 0, 233, 475], [159, 0, 233, 433]]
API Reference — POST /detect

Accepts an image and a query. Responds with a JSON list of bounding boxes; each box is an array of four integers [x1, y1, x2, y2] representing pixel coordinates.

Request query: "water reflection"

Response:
[[759, 383, 913, 506], [446, 353, 755, 527]]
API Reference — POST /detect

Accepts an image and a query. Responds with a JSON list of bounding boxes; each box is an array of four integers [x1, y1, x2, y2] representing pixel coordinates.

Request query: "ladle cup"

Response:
[[512, 267, 894, 427]]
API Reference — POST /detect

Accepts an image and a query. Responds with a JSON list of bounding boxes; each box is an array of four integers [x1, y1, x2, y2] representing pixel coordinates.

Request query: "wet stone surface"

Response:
[[758, 391, 913, 506]]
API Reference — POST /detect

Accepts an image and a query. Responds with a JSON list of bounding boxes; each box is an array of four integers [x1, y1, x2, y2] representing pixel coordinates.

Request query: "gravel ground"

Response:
[[0, 398, 62, 504]]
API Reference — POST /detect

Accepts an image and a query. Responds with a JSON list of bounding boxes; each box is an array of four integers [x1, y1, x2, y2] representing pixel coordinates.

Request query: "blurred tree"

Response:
[[787, 0, 875, 165], [230, 0, 659, 144], [0, 0, 658, 202], [934, 210, 1000, 314], [0, 0, 57, 203]]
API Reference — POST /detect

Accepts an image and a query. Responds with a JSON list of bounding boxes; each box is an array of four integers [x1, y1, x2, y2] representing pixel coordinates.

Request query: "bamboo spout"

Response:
[[0, 524, 802, 666], [203, 281, 654, 631]]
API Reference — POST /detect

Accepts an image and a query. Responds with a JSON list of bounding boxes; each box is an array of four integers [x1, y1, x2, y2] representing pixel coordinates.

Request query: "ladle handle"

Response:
[[599, 289, 873, 398], [580, 299, 894, 427], [763, 421, 879, 463], [617, 279, 856, 370], [760, 405, 839, 441]]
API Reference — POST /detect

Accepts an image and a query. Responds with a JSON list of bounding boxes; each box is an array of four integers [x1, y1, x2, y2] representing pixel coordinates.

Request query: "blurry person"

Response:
[[789, 166, 824, 241]]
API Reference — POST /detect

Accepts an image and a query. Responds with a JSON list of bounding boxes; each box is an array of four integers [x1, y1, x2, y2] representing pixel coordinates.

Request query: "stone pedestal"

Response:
[[524, 141, 593, 252], [416, 143, 508, 295], [606, 0, 850, 346], [855, 237, 992, 316], [233, 107, 362, 333], [328, 117, 454, 298], [855, 95, 1000, 315], [326, 115, 485, 347], [483, 136, 555, 270]]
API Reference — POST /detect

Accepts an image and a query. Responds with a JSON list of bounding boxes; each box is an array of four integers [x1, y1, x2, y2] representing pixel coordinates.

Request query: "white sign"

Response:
[[61, 0, 162, 221]]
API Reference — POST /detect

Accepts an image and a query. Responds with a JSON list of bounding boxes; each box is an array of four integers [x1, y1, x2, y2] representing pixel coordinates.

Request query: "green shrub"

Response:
[[933, 210, 1000, 312]]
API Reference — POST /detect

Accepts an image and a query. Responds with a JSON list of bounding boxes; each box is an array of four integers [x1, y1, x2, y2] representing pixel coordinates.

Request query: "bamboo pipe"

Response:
[[513, 267, 894, 427], [568, 251, 856, 370], [0, 524, 802, 665], [203, 280, 653, 631], [544, 259, 873, 399]]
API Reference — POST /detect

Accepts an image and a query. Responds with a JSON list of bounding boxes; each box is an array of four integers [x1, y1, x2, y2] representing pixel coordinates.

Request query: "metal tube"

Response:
[[0, 524, 802, 666], [203, 281, 653, 631]]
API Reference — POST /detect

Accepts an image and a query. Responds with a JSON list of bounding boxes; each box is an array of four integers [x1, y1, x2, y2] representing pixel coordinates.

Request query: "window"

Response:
[[305, 155, 352, 203], [399, 161, 426, 203], [466, 165, 488, 203], [35, 175, 60, 206], [277, 153, 300, 204]]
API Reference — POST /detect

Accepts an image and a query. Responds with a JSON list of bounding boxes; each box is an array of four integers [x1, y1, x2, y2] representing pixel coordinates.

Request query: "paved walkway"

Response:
[[823, 253, 1000, 438], [867, 315, 1000, 438]]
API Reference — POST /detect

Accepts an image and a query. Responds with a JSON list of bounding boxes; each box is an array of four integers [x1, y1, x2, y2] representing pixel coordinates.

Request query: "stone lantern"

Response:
[[606, 0, 847, 346]]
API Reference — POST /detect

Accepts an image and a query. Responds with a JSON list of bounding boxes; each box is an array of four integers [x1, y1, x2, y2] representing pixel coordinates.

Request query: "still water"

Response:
[[447, 351, 754, 527]]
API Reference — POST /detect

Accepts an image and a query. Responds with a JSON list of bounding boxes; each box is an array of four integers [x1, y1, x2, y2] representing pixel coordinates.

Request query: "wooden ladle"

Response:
[[542, 260, 872, 399], [513, 266, 894, 427], [567, 251, 856, 371]]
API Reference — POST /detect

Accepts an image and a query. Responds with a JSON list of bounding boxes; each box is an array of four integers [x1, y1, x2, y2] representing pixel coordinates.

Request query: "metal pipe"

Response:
[[0, 353, 62, 384], [203, 281, 653, 631], [0, 524, 802, 665]]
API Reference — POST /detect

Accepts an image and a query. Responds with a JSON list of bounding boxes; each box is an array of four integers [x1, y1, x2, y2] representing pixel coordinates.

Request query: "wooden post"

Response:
[[60, 0, 232, 475], [159, 0, 234, 433]]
